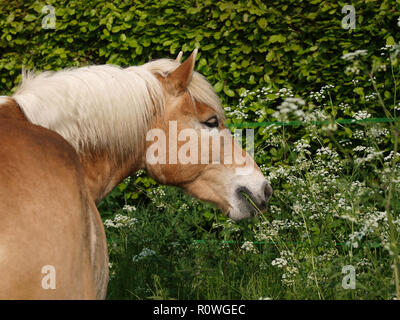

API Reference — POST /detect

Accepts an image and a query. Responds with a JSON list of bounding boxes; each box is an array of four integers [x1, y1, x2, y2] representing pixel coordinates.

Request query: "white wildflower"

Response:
[[104, 214, 138, 229], [123, 204, 136, 212], [241, 241, 257, 253], [341, 49, 368, 60], [132, 248, 156, 262]]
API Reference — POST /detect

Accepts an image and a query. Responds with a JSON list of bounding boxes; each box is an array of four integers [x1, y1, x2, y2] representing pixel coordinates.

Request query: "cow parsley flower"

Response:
[[241, 241, 257, 253], [123, 204, 136, 212], [104, 214, 138, 229], [353, 110, 371, 120], [132, 248, 156, 262], [341, 49, 368, 60]]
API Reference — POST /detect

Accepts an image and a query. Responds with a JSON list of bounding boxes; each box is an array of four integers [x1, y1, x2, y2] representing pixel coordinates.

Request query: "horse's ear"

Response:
[[175, 51, 183, 62], [167, 49, 198, 95]]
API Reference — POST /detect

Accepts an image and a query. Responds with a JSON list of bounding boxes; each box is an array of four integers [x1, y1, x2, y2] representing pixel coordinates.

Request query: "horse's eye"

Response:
[[203, 116, 219, 128]]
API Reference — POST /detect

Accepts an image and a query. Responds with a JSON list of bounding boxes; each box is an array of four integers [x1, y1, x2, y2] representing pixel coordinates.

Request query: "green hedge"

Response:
[[1, 0, 398, 106]]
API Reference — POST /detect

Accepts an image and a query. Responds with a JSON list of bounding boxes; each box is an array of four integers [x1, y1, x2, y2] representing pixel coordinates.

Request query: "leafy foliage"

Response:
[[0, 0, 398, 102]]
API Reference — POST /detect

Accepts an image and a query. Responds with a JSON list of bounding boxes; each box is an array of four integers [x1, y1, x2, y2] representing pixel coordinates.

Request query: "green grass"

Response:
[[104, 191, 286, 300], [103, 168, 398, 300]]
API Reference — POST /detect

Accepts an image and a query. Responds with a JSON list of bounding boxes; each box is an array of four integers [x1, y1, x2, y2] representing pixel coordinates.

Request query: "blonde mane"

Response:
[[12, 59, 224, 157]]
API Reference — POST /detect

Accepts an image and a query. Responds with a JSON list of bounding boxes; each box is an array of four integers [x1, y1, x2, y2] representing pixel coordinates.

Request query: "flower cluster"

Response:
[[309, 85, 334, 102], [132, 248, 156, 262], [272, 97, 306, 121], [241, 241, 257, 254], [353, 110, 371, 120], [104, 214, 138, 229], [271, 250, 299, 286], [341, 49, 368, 61], [123, 204, 136, 213]]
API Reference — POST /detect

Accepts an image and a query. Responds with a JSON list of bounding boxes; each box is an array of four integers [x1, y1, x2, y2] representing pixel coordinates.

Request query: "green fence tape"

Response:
[[227, 117, 400, 128], [194, 240, 382, 248]]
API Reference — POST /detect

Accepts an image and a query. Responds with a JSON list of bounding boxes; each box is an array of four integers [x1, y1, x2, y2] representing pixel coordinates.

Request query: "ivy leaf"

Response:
[[266, 51, 275, 62], [214, 81, 224, 93], [257, 18, 268, 29], [268, 34, 286, 43], [353, 87, 364, 97], [24, 14, 36, 22], [223, 86, 235, 97], [386, 36, 395, 46]]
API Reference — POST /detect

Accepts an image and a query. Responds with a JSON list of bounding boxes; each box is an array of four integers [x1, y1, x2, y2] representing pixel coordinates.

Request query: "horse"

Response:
[[0, 49, 272, 299]]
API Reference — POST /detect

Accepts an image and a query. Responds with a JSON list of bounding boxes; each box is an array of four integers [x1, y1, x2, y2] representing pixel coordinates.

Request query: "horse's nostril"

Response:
[[236, 182, 272, 212], [264, 183, 273, 201]]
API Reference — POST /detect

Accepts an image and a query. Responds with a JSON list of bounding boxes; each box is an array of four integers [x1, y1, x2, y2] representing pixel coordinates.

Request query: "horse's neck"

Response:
[[79, 151, 140, 204], [1, 96, 140, 205]]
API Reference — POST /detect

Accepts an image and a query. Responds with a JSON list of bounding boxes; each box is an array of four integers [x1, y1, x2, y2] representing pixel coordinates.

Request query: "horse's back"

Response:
[[0, 119, 97, 299]]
